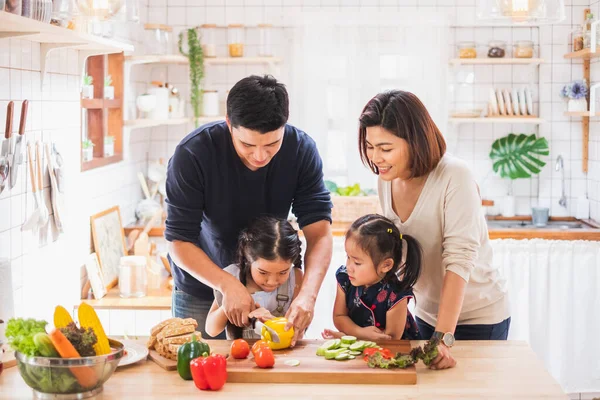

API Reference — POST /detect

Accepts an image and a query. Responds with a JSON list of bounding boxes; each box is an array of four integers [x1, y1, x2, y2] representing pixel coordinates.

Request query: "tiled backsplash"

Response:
[[1, 0, 600, 321]]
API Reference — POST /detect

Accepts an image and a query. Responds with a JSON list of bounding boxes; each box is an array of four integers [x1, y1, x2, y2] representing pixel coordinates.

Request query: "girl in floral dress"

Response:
[[322, 214, 422, 341]]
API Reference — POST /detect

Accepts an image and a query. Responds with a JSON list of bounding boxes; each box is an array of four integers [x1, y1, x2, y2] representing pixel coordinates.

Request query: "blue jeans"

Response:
[[416, 316, 511, 340], [172, 287, 226, 339]]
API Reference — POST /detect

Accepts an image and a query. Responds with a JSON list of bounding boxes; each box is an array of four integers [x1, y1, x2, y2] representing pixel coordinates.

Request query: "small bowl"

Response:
[[136, 94, 157, 114], [15, 339, 124, 399]]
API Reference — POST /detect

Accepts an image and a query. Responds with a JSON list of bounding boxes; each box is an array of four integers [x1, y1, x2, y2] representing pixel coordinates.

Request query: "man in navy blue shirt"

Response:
[[165, 75, 333, 343]]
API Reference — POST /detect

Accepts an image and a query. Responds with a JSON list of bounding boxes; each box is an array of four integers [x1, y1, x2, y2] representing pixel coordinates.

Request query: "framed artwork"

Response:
[[90, 206, 127, 290], [85, 252, 107, 299]]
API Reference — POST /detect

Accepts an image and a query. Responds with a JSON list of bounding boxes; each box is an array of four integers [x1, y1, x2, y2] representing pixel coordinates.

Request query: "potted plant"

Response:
[[82, 74, 94, 99], [82, 139, 94, 162], [179, 27, 204, 127], [489, 133, 549, 217], [104, 136, 115, 157], [560, 79, 588, 112], [104, 75, 114, 100]]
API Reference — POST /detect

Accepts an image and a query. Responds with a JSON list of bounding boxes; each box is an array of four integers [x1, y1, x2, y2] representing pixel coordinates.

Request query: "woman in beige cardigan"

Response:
[[357, 90, 510, 370]]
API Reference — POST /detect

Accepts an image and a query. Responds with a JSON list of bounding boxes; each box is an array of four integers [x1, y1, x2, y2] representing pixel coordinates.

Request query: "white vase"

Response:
[[82, 85, 94, 99], [83, 147, 94, 162], [104, 86, 115, 100], [104, 141, 114, 157], [502, 195, 516, 217], [567, 98, 588, 112]]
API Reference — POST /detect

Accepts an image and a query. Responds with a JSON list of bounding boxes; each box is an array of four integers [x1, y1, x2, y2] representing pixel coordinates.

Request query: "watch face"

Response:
[[443, 332, 455, 347]]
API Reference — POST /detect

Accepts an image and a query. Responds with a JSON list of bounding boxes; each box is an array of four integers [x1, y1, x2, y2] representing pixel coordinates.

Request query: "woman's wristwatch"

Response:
[[432, 331, 455, 348]]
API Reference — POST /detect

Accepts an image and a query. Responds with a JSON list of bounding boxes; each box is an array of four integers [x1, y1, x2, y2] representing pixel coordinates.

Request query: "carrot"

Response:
[[49, 329, 98, 389]]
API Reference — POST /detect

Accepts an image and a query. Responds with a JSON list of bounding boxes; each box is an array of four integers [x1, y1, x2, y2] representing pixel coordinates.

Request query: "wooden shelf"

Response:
[[125, 54, 189, 65], [124, 116, 224, 130], [450, 58, 544, 65], [564, 111, 600, 117], [204, 57, 281, 65], [81, 98, 122, 109], [564, 48, 600, 60], [450, 117, 544, 124], [82, 153, 123, 171], [0, 11, 133, 52]]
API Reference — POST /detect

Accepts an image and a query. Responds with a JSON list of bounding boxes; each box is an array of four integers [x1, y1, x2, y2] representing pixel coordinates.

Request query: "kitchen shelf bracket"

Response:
[[40, 43, 84, 88]]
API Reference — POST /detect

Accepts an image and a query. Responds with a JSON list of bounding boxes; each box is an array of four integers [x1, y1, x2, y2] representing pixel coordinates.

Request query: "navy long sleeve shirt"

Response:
[[165, 121, 332, 300]]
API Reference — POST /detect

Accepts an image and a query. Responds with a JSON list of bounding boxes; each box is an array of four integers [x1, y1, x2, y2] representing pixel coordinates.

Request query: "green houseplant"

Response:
[[489, 133, 549, 216], [82, 139, 95, 162], [82, 74, 94, 99], [179, 27, 205, 128], [104, 75, 114, 100]]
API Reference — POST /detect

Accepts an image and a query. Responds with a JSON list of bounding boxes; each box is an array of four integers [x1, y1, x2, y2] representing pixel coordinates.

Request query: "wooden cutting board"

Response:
[[148, 349, 177, 371], [208, 339, 416, 385]]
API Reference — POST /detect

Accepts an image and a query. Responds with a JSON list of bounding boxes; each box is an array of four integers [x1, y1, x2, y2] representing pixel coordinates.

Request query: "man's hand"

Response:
[[359, 326, 392, 341], [284, 294, 316, 346], [429, 344, 457, 370], [221, 280, 254, 327]]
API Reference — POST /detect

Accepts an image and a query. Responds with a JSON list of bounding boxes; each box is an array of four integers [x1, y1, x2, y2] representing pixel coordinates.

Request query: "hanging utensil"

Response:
[[52, 143, 64, 193], [45, 142, 63, 233], [21, 143, 40, 232], [35, 141, 49, 228], [10, 100, 28, 189], [0, 101, 14, 194]]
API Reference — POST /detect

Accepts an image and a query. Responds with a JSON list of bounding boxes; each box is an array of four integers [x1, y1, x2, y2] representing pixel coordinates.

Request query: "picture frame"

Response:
[[85, 252, 108, 299], [90, 206, 127, 290]]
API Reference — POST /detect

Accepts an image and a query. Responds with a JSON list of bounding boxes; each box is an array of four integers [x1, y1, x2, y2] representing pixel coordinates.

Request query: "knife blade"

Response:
[[252, 318, 280, 343], [1, 101, 14, 158], [10, 100, 27, 189]]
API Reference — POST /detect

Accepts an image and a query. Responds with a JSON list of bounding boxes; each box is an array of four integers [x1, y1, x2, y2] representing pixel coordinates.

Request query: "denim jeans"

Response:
[[172, 287, 226, 339], [416, 316, 511, 340]]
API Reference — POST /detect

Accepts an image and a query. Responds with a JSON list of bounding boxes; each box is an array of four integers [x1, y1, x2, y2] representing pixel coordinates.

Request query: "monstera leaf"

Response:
[[489, 133, 549, 179]]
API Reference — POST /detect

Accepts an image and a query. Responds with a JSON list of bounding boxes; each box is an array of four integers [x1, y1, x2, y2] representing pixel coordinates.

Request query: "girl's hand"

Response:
[[360, 326, 392, 341], [429, 344, 457, 370], [321, 329, 345, 339], [248, 306, 275, 322]]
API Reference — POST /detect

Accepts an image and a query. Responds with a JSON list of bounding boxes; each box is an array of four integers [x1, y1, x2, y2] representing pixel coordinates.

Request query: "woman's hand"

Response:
[[359, 326, 392, 341], [321, 329, 345, 339], [248, 306, 275, 322], [429, 344, 457, 370]]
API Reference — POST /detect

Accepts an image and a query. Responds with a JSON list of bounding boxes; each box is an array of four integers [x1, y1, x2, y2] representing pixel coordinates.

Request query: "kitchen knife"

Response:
[[1, 101, 14, 158], [10, 100, 27, 189], [251, 318, 280, 343]]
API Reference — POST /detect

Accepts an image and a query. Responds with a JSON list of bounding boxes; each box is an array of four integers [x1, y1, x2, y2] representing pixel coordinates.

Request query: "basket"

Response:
[[331, 195, 382, 223]]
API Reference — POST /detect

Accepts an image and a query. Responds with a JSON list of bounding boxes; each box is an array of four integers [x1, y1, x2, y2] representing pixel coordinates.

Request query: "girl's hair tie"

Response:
[[387, 228, 393, 233], [400, 234, 403, 240]]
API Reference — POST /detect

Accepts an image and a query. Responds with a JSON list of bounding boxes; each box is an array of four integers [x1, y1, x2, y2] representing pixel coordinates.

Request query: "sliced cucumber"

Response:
[[366, 341, 379, 348], [349, 350, 362, 356], [316, 347, 327, 356], [325, 348, 346, 360], [284, 359, 300, 367], [320, 339, 338, 351], [349, 340, 365, 351], [333, 339, 341, 349], [340, 343, 350, 349], [348, 355, 356, 360], [340, 335, 357, 345], [335, 353, 350, 361]]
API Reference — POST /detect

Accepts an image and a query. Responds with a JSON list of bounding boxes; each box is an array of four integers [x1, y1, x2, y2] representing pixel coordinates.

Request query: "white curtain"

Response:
[[493, 239, 600, 394], [285, 10, 449, 191]]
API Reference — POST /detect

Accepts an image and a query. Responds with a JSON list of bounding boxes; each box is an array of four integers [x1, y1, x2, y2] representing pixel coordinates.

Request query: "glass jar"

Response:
[[161, 25, 173, 54], [118, 256, 147, 298], [50, 0, 73, 27], [201, 24, 217, 58], [5, 0, 22, 15], [144, 23, 166, 55], [573, 26, 584, 52], [228, 24, 245, 57], [458, 41, 477, 58], [514, 40, 534, 58], [258, 23, 273, 57], [203, 90, 219, 116], [487, 40, 506, 58]]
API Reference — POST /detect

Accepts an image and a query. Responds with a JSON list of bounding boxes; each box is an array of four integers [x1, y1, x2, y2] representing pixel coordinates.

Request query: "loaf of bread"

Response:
[[147, 317, 203, 361]]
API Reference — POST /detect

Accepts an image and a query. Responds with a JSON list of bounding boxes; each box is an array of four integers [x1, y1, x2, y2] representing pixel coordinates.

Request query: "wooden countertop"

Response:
[[0, 340, 567, 399]]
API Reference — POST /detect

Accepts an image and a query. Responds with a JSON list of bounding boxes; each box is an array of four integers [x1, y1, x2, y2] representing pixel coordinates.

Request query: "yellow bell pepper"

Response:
[[261, 317, 294, 350]]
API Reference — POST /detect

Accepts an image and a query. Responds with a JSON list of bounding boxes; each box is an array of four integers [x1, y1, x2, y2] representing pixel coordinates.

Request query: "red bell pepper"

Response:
[[190, 354, 227, 391]]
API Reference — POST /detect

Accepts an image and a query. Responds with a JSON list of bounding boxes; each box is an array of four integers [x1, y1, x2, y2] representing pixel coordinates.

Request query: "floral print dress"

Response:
[[336, 265, 420, 340]]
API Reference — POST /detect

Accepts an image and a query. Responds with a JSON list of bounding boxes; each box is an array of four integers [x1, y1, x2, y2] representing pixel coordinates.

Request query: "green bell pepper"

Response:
[[177, 334, 209, 381]]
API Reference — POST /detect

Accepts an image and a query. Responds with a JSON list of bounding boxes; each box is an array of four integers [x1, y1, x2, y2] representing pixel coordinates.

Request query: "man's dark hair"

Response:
[[227, 75, 289, 134]]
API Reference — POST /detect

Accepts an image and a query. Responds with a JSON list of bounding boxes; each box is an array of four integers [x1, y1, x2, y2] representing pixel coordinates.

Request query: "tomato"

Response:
[[230, 339, 250, 359], [251, 340, 270, 356], [254, 346, 275, 368], [363, 348, 393, 362]]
